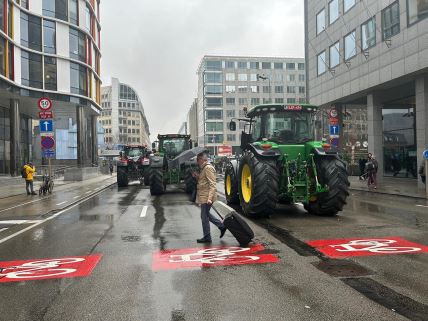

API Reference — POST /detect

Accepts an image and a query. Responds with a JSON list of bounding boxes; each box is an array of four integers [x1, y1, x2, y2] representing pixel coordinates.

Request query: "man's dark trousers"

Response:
[[201, 204, 224, 241]]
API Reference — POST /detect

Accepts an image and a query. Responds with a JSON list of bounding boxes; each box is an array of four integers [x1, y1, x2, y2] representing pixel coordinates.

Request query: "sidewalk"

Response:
[[349, 175, 427, 199], [0, 174, 117, 200]]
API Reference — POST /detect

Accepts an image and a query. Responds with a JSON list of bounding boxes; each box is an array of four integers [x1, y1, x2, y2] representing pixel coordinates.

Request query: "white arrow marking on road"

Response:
[[140, 206, 148, 218], [416, 205, 428, 208], [0, 228, 8, 233], [56, 201, 67, 206]]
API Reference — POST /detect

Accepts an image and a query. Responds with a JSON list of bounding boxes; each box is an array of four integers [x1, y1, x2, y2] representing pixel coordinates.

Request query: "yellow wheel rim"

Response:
[[241, 164, 252, 203], [226, 174, 232, 196]]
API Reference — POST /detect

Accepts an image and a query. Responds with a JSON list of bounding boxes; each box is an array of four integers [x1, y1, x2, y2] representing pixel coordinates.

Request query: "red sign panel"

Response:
[[307, 237, 428, 258], [41, 136, 55, 149], [217, 145, 232, 156], [39, 111, 53, 119], [38, 97, 53, 111], [152, 244, 279, 271], [284, 105, 302, 111], [0, 254, 102, 282]]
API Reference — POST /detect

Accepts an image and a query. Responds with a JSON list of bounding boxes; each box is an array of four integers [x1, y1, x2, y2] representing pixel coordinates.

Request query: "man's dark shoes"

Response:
[[31, 192, 37, 195], [197, 238, 212, 243], [27, 192, 31, 195], [220, 227, 227, 238]]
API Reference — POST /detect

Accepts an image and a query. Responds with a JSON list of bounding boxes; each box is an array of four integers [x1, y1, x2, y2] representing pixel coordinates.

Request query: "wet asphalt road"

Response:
[[0, 180, 427, 321]]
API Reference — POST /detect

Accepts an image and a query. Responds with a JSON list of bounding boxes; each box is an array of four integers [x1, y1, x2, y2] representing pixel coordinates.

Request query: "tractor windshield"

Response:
[[159, 138, 189, 156], [125, 147, 145, 157], [251, 111, 314, 144]]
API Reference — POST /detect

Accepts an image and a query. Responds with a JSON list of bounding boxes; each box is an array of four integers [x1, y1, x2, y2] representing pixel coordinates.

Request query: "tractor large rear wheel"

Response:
[[224, 162, 239, 205], [304, 156, 349, 216], [117, 167, 129, 187], [184, 168, 196, 194], [238, 152, 279, 218], [150, 168, 164, 195]]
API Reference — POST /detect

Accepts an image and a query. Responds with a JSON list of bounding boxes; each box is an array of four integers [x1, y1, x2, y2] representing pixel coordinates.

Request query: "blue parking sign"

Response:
[[423, 150, 428, 160], [40, 120, 53, 132], [329, 125, 340, 136]]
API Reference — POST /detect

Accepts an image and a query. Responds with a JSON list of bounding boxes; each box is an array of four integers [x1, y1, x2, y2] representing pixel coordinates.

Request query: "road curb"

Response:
[[349, 186, 427, 200]]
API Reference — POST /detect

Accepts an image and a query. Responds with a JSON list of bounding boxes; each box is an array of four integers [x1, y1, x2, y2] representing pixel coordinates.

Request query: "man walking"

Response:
[[23, 162, 37, 195], [366, 153, 379, 189], [193, 151, 226, 243]]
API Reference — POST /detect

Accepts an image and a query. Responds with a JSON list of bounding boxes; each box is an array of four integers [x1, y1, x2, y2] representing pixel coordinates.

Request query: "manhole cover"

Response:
[[121, 235, 141, 242], [313, 259, 373, 277]]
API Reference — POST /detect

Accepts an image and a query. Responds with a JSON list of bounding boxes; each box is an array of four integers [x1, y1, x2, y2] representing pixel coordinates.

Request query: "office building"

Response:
[[196, 55, 306, 154], [305, 0, 428, 186], [100, 78, 150, 148]]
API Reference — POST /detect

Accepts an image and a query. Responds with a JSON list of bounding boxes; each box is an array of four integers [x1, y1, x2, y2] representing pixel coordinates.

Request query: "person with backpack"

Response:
[[23, 162, 37, 195], [366, 153, 378, 189]]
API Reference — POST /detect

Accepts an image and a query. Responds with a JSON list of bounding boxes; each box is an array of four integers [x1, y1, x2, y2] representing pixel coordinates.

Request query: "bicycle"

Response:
[[39, 173, 54, 195]]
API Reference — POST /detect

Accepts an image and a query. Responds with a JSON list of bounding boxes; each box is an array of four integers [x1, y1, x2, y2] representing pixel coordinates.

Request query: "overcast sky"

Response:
[[100, 0, 304, 141]]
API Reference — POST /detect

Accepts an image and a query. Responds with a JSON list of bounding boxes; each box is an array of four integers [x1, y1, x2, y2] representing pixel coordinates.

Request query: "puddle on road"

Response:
[[152, 197, 167, 250]]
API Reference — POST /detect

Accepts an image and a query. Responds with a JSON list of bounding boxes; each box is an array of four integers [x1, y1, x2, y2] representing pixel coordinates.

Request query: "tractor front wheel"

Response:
[[304, 156, 349, 216], [224, 162, 239, 205], [238, 152, 279, 218], [150, 168, 164, 195], [117, 167, 129, 187]]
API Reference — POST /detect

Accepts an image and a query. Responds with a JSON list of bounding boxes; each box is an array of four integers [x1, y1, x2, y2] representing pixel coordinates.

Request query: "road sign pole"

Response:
[[425, 159, 428, 198]]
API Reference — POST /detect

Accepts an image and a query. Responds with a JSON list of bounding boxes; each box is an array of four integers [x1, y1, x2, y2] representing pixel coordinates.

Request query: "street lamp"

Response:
[[257, 73, 271, 103]]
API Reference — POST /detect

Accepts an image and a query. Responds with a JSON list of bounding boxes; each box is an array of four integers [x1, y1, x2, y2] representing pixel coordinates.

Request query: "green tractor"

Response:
[[149, 134, 198, 195], [224, 104, 349, 218]]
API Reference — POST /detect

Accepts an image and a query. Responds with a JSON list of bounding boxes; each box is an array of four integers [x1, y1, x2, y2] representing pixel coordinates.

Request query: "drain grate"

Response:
[[313, 259, 373, 278], [171, 309, 185, 321], [121, 235, 141, 242]]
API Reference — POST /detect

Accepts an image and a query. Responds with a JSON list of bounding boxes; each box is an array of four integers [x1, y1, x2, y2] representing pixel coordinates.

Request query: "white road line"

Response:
[[0, 228, 8, 233], [56, 201, 67, 206], [140, 206, 148, 218], [416, 205, 428, 208], [0, 220, 43, 225], [85, 191, 92, 194], [0, 198, 45, 213], [73, 195, 80, 199]]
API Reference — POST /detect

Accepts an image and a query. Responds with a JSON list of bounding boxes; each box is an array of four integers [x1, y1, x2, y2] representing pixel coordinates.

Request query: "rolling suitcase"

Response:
[[213, 208, 254, 247]]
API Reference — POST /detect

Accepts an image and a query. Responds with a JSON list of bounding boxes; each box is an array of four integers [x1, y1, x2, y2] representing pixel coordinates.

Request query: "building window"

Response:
[[70, 62, 87, 96], [43, 20, 56, 54], [225, 61, 235, 69], [329, 41, 340, 68], [275, 86, 284, 93], [382, 1, 400, 40], [21, 51, 43, 89], [262, 86, 270, 93], [250, 62, 259, 69], [287, 98, 296, 104], [206, 122, 223, 132], [227, 134, 236, 142], [44, 57, 57, 90], [238, 98, 247, 105], [344, 0, 356, 13], [206, 110, 223, 120], [205, 60, 222, 71], [317, 9, 325, 34], [0, 38, 5, 76], [250, 74, 258, 81], [226, 98, 235, 105], [274, 74, 283, 82], [205, 85, 222, 95], [238, 86, 247, 93], [238, 61, 247, 69], [205, 73, 222, 83], [329, 0, 339, 24], [274, 62, 283, 69], [361, 17, 376, 50], [275, 98, 284, 103], [206, 97, 222, 107], [85, 5, 91, 33], [225, 85, 235, 93], [317, 51, 326, 75], [250, 86, 258, 93], [225, 73, 235, 81], [69, 0, 78, 25], [299, 86, 305, 94], [298, 63, 305, 70], [287, 86, 296, 93], [287, 74, 295, 82], [20, 0, 29, 9], [286, 63, 295, 70], [43, 0, 68, 21], [261, 62, 271, 69], [226, 110, 235, 118], [238, 74, 247, 81], [69, 28, 86, 62], [251, 98, 260, 105], [344, 31, 356, 60], [298, 74, 305, 82], [20, 13, 42, 51], [262, 98, 271, 104], [408, 0, 428, 25]]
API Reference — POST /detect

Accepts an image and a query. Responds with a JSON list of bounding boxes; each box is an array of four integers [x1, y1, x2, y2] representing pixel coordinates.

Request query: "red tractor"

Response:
[[117, 145, 151, 187]]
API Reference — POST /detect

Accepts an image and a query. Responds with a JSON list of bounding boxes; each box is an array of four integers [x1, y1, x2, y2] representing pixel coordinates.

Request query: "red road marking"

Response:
[[0, 254, 102, 282], [307, 237, 428, 258], [152, 244, 279, 271]]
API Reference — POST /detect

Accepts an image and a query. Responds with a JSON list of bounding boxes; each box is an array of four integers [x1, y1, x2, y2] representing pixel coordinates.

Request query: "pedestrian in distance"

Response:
[[193, 151, 226, 243], [419, 162, 426, 184], [109, 163, 114, 175], [366, 153, 378, 189], [23, 162, 37, 195]]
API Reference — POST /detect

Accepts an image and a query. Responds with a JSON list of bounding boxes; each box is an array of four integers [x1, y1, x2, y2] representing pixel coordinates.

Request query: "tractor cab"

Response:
[[156, 134, 192, 159]]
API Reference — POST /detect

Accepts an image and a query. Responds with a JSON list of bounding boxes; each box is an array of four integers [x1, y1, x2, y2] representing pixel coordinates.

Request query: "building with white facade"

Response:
[[186, 98, 198, 140], [100, 78, 150, 148], [196, 55, 306, 155], [305, 0, 428, 187], [0, 0, 101, 174]]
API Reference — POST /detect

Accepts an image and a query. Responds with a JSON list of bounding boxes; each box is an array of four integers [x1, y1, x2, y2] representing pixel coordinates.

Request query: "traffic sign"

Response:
[[423, 150, 428, 160], [38, 97, 52, 111], [329, 108, 338, 118], [41, 136, 55, 149], [39, 111, 53, 119], [329, 125, 340, 136], [42, 149, 56, 158], [40, 120, 54, 132]]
